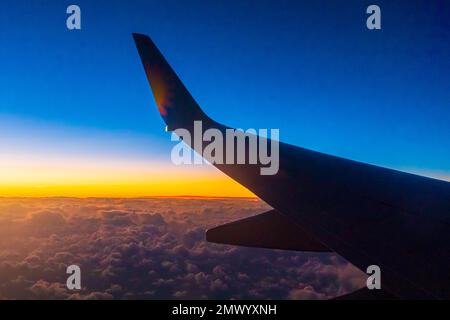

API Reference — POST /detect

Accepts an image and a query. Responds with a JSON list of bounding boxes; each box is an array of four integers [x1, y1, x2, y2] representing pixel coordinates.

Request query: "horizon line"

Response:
[[0, 194, 259, 200]]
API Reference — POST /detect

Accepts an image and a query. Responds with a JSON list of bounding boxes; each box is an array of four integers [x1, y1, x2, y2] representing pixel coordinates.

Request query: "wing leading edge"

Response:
[[133, 33, 450, 299]]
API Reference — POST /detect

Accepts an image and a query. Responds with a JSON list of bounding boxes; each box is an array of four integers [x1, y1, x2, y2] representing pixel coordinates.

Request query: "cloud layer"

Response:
[[0, 197, 365, 299]]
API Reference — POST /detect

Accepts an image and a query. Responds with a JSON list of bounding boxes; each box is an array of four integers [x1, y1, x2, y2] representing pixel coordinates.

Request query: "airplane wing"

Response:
[[132, 33, 450, 299]]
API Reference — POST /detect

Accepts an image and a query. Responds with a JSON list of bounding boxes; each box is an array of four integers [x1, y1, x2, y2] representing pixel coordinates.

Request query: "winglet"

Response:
[[132, 33, 211, 131]]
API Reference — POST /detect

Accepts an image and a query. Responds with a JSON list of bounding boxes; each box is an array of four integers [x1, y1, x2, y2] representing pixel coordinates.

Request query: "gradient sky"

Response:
[[0, 0, 449, 197]]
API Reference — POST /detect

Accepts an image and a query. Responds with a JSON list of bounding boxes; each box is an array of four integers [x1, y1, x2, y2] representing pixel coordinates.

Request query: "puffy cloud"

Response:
[[29, 280, 70, 299], [288, 286, 327, 300], [0, 197, 365, 299]]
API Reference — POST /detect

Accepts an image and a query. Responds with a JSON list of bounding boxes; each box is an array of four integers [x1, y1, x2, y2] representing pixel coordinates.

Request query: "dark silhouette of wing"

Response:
[[206, 209, 331, 252], [133, 33, 450, 299]]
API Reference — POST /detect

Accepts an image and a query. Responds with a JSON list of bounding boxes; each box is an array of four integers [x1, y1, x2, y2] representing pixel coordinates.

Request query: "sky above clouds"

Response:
[[0, 0, 449, 196]]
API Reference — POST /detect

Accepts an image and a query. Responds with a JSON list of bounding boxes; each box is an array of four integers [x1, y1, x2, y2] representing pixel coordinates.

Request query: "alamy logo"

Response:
[[366, 265, 381, 290], [366, 5, 381, 30], [66, 265, 81, 290], [66, 5, 81, 30], [171, 121, 280, 175]]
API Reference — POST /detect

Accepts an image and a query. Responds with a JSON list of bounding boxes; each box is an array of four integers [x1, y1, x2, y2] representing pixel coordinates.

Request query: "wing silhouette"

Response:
[[133, 33, 450, 299]]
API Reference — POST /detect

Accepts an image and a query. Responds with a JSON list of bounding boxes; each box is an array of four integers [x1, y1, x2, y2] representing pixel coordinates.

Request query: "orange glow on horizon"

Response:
[[0, 154, 255, 198], [0, 180, 255, 198]]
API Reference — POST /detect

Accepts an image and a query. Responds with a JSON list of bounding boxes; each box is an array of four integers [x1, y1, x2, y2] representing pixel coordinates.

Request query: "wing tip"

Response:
[[205, 226, 221, 243], [132, 32, 149, 40], [132, 32, 212, 131], [205, 210, 332, 252]]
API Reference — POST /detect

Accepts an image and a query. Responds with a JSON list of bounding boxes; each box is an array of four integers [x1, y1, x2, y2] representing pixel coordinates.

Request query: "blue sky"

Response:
[[0, 0, 449, 182]]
